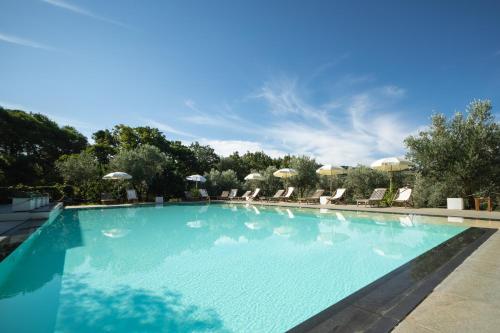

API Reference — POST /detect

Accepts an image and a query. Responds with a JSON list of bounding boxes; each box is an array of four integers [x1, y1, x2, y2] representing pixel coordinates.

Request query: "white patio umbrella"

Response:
[[316, 165, 346, 194], [273, 168, 297, 189], [244, 173, 264, 181], [186, 174, 206, 189], [370, 157, 412, 192], [102, 172, 132, 180]]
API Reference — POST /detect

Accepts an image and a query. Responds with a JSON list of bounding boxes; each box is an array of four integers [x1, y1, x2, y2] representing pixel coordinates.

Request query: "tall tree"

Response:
[[288, 155, 319, 197], [0, 108, 87, 185], [109, 144, 169, 198], [189, 142, 220, 174], [405, 100, 500, 206]]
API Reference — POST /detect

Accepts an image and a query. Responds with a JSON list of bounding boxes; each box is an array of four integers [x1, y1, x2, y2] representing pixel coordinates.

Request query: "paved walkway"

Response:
[[394, 231, 500, 333]]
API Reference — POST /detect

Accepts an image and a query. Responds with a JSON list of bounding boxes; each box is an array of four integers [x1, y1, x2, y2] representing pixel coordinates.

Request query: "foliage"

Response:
[[55, 151, 105, 202], [0, 107, 88, 186], [109, 145, 169, 198], [189, 142, 220, 174], [405, 100, 500, 207], [288, 155, 319, 197], [204, 169, 241, 196], [342, 166, 389, 202], [257, 166, 283, 196]]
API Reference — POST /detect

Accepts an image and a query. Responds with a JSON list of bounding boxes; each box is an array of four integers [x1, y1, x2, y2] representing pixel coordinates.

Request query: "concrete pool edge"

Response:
[[287, 227, 496, 333]]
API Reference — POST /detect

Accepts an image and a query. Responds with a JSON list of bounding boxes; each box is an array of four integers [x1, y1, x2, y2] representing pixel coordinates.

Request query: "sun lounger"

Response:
[[184, 191, 193, 201], [298, 189, 325, 204], [101, 192, 117, 205], [247, 188, 261, 201], [277, 187, 295, 202], [228, 189, 238, 200], [356, 188, 387, 207], [217, 190, 229, 200], [234, 190, 251, 200], [391, 187, 413, 207], [326, 188, 346, 204], [127, 189, 138, 202], [263, 189, 285, 201], [199, 189, 210, 200]]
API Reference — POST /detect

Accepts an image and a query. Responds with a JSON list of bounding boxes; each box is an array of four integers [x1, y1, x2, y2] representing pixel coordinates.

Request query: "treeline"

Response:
[[0, 99, 499, 208]]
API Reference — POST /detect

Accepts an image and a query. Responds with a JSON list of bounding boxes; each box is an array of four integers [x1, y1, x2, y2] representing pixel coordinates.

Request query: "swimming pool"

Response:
[[0, 203, 466, 332]]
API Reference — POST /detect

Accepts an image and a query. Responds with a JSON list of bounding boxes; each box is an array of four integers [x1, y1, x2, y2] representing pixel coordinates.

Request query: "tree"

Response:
[[405, 100, 500, 207], [217, 152, 247, 180], [241, 151, 274, 173], [0, 108, 88, 186], [204, 169, 241, 196], [257, 166, 283, 196], [342, 166, 389, 202], [109, 145, 169, 198], [288, 155, 319, 197], [55, 151, 102, 201], [189, 142, 220, 174]]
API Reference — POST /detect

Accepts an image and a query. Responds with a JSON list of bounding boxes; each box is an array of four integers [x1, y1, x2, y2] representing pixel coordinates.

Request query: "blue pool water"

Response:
[[0, 204, 465, 332]]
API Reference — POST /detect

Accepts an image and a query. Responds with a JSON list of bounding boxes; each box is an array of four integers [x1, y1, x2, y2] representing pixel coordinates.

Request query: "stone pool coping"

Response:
[[287, 227, 496, 332]]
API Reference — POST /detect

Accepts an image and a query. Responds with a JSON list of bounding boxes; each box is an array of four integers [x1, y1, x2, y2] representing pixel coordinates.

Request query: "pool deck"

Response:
[[393, 230, 500, 333]]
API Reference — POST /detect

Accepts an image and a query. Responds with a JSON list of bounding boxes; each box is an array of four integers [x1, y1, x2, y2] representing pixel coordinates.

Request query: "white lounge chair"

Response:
[[391, 187, 413, 207], [247, 188, 261, 201], [199, 189, 210, 200], [234, 190, 251, 200], [327, 188, 346, 204], [356, 188, 387, 207], [228, 189, 238, 200], [280, 187, 295, 201], [298, 189, 325, 204], [127, 189, 138, 202], [264, 189, 285, 201]]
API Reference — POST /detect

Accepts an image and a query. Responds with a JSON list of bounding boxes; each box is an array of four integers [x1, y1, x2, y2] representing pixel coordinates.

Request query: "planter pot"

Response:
[[12, 197, 35, 212], [447, 198, 464, 210]]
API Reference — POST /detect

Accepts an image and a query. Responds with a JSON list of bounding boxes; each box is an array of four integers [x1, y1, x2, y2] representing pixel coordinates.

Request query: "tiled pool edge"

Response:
[[287, 227, 496, 333]]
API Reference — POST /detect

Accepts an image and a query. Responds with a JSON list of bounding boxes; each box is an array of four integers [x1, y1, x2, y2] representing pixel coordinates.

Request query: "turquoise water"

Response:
[[0, 204, 465, 332]]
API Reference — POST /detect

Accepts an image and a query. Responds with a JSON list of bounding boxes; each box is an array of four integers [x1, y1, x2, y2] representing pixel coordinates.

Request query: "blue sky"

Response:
[[1, 0, 499, 165]]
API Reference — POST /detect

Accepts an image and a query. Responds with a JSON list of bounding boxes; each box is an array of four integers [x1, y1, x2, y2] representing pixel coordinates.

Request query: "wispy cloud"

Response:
[[199, 139, 286, 158], [180, 76, 415, 165], [0, 32, 54, 50], [41, 0, 127, 28], [142, 118, 196, 138]]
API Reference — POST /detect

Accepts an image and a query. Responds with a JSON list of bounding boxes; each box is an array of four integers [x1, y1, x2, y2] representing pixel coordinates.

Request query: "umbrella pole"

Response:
[[389, 172, 393, 193]]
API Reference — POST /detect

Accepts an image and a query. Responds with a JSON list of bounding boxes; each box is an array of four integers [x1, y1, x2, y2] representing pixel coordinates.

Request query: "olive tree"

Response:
[[109, 144, 169, 198], [405, 100, 500, 207], [204, 168, 241, 196], [55, 151, 102, 201], [288, 155, 319, 197]]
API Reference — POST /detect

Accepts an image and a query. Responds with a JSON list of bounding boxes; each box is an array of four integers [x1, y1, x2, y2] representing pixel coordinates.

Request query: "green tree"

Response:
[[109, 145, 169, 198], [241, 151, 274, 173], [342, 165, 389, 202], [405, 100, 500, 207], [55, 151, 102, 201], [257, 166, 283, 196], [0, 108, 87, 186], [204, 168, 241, 196], [288, 155, 319, 197], [189, 142, 220, 174]]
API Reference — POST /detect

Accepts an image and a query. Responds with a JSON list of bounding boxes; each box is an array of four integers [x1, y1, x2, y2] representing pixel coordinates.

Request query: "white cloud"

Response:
[[142, 118, 196, 138], [199, 139, 286, 158], [42, 0, 127, 27], [201, 78, 412, 165], [0, 32, 53, 50], [255, 78, 333, 126]]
